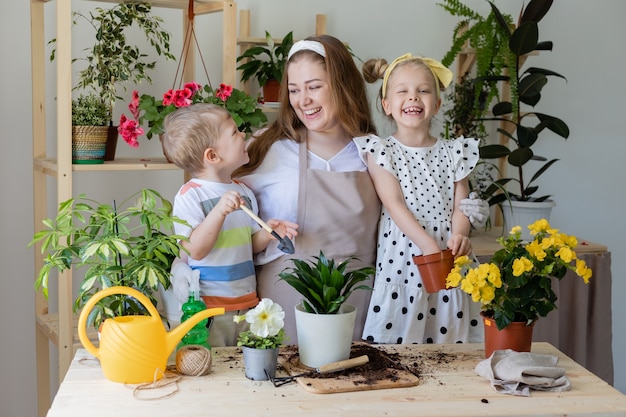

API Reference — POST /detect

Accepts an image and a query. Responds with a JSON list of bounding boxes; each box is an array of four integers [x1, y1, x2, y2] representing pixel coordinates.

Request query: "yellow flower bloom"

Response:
[[510, 225, 522, 235], [526, 240, 546, 261], [446, 270, 462, 288], [512, 257, 533, 276], [556, 246, 574, 263], [565, 235, 578, 247], [453, 255, 471, 266], [541, 236, 557, 251], [487, 264, 502, 287], [576, 259, 592, 283], [480, 285, 496, 304], [529, 218, 550, 235]]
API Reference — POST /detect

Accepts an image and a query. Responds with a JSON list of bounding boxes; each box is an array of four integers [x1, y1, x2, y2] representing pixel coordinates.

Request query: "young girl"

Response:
[[356, 54, 482, 344]]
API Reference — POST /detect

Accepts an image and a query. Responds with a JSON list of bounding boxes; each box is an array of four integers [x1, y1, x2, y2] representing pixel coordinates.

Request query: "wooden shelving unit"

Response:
[[29, 1, 237, 415]]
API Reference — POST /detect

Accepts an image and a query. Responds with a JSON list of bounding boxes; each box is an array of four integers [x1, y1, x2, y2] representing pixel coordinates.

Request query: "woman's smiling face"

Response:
[[287, 55, 340, 134]]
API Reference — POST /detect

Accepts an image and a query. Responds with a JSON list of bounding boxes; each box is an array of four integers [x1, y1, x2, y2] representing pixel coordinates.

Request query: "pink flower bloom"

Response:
[[118, 114, 143, 148], [162, 89, 176, 106], [129, 91, 140, 120], [173, 88, 193, 107], [216, 83, 233, 101], [184, 82, 202, 94]]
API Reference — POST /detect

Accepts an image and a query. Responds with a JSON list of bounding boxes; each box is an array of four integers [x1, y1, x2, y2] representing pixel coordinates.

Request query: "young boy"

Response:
[[162, 103, 298, 346]]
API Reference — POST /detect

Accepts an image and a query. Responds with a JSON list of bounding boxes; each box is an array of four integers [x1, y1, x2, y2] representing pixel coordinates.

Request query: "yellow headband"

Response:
[[381, 53, 453, 99]]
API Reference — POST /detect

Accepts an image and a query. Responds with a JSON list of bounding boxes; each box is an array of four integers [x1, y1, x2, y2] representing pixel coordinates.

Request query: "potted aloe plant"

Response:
[[29, 188, 188, 331], [279, 251, 374, 368]]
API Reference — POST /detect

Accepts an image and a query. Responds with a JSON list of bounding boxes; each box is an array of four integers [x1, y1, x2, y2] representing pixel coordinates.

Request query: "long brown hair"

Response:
[[234, 34, 376, 177]]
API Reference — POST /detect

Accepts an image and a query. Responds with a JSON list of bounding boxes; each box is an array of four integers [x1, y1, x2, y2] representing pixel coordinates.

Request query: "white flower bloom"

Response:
[[246, 298, 285, 338]]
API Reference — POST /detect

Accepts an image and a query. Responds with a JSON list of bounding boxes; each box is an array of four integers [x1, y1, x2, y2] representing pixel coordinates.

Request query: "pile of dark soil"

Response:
[[279, 342, 457, 385]]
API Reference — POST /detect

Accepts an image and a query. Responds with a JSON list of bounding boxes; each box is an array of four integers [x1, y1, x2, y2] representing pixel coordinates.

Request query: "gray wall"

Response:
[[2, 1, 624, 416]]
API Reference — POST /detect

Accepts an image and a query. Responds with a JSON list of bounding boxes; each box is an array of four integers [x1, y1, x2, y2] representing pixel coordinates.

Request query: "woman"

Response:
[[235, 35, 488, 344], [235, 35, 380, 343]]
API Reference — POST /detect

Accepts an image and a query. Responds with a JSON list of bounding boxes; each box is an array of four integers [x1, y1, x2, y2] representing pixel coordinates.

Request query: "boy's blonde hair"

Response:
[[162, 103, 230, 175]]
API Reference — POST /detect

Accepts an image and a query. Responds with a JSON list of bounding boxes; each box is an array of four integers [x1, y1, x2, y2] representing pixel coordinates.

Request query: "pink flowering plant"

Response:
[[445, 219, 592, 330], [118, 82, 267, 147]]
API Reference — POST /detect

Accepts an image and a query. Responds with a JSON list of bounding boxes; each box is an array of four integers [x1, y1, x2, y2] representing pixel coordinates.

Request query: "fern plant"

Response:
[[438, 0, 514, 113], [278, 251, 374, 315]]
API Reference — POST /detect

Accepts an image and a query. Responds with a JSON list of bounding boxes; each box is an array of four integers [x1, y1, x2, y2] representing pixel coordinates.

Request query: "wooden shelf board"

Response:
[[34, 157, 181, 173], [36, 313, 98, 352]]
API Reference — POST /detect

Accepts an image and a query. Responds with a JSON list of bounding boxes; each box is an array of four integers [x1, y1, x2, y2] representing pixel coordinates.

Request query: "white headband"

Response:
[[287, 40, 326, 60]]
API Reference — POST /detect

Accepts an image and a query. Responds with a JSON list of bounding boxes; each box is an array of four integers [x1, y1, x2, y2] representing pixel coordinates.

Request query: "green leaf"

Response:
[[510, 22, 539, 57], [508, 147, 533, 167], [520, 0, 554, 25], [479, 144, 510, 159]]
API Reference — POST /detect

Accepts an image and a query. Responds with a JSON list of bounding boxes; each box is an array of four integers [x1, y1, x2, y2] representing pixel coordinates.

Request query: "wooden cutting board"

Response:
[[278, 343, 420, 394]]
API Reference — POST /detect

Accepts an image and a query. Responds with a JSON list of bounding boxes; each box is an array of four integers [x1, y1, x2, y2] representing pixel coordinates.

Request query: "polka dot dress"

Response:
[[355, 134, 484, 344]]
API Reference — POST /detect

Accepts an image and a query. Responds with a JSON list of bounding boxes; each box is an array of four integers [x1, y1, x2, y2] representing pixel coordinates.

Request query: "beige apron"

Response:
[[256, 139, 381, 344]]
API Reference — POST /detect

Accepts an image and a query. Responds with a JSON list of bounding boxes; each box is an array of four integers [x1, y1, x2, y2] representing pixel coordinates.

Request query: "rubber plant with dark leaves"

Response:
[[479, 0, 569, 204]]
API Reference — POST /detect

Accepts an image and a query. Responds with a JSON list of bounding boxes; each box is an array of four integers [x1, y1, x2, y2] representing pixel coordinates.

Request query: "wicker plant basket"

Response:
[[72, 125, 109, 164]]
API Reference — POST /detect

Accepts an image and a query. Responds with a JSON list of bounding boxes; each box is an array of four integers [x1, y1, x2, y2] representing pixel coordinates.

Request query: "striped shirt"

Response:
[[173, 179, 261, 311]]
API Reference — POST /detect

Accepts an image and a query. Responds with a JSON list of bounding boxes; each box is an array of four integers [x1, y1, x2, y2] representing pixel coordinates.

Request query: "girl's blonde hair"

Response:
[[162, 103, 230, 175]]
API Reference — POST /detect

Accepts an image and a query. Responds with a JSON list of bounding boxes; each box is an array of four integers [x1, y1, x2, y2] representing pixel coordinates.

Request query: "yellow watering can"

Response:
[[78, 286, 224, 383]]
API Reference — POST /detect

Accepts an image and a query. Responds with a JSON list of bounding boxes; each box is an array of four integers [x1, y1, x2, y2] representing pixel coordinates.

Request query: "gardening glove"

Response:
[[475, 349, 571, 396], [460, 192, 489, 228], [170, 262, 194, 304]]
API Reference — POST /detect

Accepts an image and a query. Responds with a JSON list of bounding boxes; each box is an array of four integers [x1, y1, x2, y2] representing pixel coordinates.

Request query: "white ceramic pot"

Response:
[[295, 303, 356, 368], [242, 346, 279, 380], [501, 200, 556, 241]]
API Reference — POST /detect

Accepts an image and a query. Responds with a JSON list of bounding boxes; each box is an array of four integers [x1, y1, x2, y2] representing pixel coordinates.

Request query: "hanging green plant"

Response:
[[49, 2, 175, 122], [438, 0, 514, 115]]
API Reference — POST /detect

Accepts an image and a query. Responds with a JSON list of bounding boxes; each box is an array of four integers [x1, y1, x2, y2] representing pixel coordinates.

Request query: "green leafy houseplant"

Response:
[[72, 93, 110, 126], [29, 189, 188, 330], [233, 298, 286, 349], [236, 31, 294, 87], [50, 2, 175, 120], [445, 219, 592, 330], [278, 251, 374, 315], [440, 0, 569, 204], [118, 82, 267, 147], [479, 0, 569, 203]]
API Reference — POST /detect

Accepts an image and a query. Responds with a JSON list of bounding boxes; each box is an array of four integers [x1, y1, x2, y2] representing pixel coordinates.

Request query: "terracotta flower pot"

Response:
[[262, 79, 280, 103], [482, 312, 536, 358], [413, 249, 454, 293]]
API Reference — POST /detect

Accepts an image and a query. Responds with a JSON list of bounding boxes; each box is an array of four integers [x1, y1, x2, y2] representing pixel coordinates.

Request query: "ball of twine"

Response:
[[176, 345, 212, 376]]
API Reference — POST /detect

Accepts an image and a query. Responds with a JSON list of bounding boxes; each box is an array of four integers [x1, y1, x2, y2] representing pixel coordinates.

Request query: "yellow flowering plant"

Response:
[[446, 219, 592, 330]]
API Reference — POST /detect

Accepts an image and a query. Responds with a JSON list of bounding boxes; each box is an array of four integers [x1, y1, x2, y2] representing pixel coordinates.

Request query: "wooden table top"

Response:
[[47, 343, 626, 417], [470, 227, 607, 257]]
